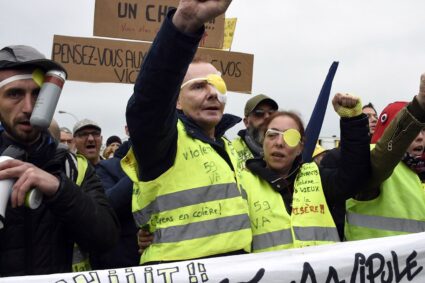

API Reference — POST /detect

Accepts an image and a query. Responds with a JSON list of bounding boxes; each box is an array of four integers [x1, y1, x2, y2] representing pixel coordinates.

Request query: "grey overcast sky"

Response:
[[1, 0, 425, 141]]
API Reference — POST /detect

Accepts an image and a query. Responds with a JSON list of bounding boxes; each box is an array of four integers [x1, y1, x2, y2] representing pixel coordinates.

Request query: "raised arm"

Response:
[[365, 74, 425, 195], [320, 93, 371, 205]]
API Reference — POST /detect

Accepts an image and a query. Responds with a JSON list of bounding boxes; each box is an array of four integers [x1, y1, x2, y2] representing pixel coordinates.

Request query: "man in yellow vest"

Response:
[[345, 73, 425, 240], [123, 0, 252, 265], [233, 94, 278, 169]]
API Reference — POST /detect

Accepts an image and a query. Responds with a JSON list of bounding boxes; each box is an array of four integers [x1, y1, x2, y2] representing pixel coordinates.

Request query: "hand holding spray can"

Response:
[[30, 70, 66, 129], [0, 147, 43, 229]]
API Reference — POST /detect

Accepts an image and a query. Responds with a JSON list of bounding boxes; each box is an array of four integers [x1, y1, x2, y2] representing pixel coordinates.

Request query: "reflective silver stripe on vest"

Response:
[[133, 183, 240, 226], [154, 214, 250, 243], [253, 229, 293, 250], [293, 226, 340, 242], [347, 212, 425, 233]]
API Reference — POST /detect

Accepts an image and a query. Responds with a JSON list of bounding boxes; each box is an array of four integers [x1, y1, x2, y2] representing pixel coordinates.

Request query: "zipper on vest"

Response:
[[387, 120, 413, 151]]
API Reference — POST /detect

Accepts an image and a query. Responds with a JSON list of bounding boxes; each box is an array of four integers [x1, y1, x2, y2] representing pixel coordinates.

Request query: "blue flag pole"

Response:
[[302, 61, 339, 163]]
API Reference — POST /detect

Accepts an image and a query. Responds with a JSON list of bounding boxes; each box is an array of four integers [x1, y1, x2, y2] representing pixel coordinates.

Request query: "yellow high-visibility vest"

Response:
[[122, 120, 252, 264], [232, 136, 254, 170], [345, 161, 425, 241], [243, 162, 339, 253]]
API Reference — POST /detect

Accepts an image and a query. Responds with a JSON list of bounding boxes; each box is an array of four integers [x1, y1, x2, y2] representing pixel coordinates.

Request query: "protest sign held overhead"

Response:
[[94, 0, 225, 49], [52, 35, 253, 93]]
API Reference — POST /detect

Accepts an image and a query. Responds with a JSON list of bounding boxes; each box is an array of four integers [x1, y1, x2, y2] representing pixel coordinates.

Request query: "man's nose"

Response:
[[22, 93, 35, 114], [206, 84, 218, 99], [87, 134, 96, 141], [263, 111, 272, 119]]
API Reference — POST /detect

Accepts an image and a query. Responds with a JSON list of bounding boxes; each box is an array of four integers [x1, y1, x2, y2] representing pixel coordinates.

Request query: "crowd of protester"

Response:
[[1, 0, 425, 278]]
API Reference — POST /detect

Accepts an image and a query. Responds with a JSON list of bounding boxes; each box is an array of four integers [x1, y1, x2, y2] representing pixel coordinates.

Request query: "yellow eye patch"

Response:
[[206, 74, 227, 95], [265, 128, 301, 147], [32, 69, 45, 87], [181, 73, 227, 95], [282, 128, 301, 147], [180, 73, 227, 104]]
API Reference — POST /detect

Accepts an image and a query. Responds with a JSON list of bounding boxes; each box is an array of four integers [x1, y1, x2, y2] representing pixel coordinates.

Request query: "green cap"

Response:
[[244, 94, 278, 117]]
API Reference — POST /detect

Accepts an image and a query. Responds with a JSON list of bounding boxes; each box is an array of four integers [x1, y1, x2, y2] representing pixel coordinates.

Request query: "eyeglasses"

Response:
[[251, 109, 276, 118], [265, 128, 301, 147], [75, 130, 101, 139]]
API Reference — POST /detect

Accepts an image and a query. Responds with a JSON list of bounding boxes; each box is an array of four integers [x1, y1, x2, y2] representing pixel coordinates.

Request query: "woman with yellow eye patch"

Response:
[[241, 93, 371, 253]]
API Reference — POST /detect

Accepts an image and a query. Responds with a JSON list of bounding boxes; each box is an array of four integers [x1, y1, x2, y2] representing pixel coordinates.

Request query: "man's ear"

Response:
[[176, 95, 183, 110], [243, 117, 249, 128]]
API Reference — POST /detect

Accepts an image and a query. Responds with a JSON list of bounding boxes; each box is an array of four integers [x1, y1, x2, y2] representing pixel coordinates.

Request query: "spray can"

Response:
[[30, 70, 66, 129], [0, 156, 15, 229], [0, 156, 43, 229]]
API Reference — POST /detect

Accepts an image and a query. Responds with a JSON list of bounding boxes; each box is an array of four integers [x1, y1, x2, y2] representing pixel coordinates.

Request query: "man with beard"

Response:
[[233, 94, 278, 168], [0, 45, 119, 276]]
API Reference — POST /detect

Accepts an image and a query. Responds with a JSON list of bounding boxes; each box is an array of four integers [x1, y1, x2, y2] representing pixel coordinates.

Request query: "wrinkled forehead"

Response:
[[0, 68, 42, 90], [0, 69, 28, 82], [0, 67, 38, 81], [183, 62, 219, 83]]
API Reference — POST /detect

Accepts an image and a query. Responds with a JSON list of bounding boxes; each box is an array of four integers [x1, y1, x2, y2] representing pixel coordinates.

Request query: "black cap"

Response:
[[0, 45, 67, 75], [106, 135, 122, 146]]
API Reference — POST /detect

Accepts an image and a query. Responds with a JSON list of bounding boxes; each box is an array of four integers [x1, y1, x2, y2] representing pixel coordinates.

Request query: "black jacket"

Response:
[[91, 140, 140, 269], [0, 131, 119, 277]]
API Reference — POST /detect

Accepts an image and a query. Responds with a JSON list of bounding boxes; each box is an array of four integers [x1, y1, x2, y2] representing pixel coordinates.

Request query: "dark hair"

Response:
[[362, 102, 377, 114], [261, 111, 305, 143]]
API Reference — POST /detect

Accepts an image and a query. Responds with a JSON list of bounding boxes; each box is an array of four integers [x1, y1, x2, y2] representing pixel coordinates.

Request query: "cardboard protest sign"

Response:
[[94, 0, 225, 49], [4, 232, 425, 282], [223, 18, 237, 50], [52, 35, 253, 93]]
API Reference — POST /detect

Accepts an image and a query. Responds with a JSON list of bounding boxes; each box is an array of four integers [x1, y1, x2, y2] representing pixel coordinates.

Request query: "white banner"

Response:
[[2, 232, 425, 283]]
